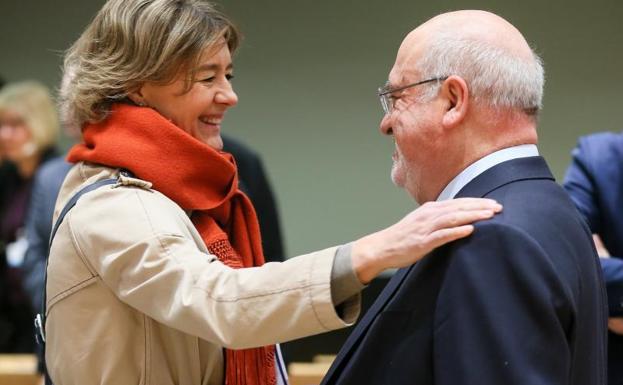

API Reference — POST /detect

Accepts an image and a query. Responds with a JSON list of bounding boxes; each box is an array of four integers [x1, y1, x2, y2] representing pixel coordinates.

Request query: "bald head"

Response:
[[392, 10, 544, 115], [412, 11, 533, 60]]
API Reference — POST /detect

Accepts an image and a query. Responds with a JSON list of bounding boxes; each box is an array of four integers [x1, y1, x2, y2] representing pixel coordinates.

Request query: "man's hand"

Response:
[[609, 317, 623, 335], [351, 198, 502, 284]]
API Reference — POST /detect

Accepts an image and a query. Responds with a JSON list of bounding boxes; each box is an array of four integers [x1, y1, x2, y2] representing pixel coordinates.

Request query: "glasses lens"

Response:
[[378, 86, 389, 115], [379, 94, 389, 114]]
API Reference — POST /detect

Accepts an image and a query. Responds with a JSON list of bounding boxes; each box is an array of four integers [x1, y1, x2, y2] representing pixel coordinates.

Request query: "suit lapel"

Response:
[[321, 265, 414, 384]]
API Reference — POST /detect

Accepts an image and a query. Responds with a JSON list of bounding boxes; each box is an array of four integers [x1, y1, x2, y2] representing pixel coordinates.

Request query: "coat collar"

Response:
[[455, 156, 554, 199]]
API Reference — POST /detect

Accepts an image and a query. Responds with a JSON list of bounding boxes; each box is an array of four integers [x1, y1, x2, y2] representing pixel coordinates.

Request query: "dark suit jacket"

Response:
[[322, 156, 607, 385], [563, 132, 623, 385], [222, 135, 285, 262]]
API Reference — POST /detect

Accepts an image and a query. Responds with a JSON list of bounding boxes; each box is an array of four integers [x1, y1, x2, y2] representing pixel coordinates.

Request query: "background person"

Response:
[[563, 132, 623, 385], [0, 80, 59, 353]]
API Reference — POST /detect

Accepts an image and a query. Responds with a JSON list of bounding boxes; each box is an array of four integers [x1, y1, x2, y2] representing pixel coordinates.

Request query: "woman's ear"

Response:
[[439, 75, 469, 128], [127, 86, 148, 107]]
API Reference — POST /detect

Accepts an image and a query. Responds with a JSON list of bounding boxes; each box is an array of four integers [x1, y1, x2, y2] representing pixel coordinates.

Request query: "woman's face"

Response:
[[0, 108, 36, 162], [134, 42, 238, 150]]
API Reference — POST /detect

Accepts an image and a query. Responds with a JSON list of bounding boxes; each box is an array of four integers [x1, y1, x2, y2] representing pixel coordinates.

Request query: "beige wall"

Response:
[[2, 0, 622, 257]]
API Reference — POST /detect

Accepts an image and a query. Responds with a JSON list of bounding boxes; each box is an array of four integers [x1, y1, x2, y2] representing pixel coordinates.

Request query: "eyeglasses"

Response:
[[377, 76, 448, 115]]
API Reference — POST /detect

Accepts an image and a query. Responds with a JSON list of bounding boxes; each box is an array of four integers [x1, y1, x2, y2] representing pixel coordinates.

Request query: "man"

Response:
[[321, 10, 607, 385], [564, 131, 623, 385]]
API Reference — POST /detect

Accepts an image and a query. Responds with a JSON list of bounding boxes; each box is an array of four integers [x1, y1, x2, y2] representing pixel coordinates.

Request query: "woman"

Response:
[[46, 1, 501, 384], [0, 81, 59, 353]]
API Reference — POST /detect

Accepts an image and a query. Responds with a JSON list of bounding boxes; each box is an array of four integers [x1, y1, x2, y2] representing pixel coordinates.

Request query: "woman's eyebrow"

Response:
[[196, 63, 234, 72]]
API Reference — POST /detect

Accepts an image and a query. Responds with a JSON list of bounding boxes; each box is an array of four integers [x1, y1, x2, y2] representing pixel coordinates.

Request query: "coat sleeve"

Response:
[[433, 223, 575, 385], [67, 185, 360, 349], [563, 138, 601, 233]]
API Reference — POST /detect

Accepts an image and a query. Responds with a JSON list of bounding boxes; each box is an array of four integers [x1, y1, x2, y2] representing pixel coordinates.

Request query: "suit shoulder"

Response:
[[442, 221, 553, 275], [578, 131, 622, 146], [573, 131, 623, 166]]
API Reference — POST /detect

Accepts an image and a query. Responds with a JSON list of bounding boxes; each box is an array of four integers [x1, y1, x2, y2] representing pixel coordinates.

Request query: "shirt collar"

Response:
[[436, 144, 539, 201]]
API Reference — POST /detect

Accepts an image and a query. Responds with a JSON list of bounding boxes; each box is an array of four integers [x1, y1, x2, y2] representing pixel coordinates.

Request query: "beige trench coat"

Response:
[[45, 162, 360, 385]]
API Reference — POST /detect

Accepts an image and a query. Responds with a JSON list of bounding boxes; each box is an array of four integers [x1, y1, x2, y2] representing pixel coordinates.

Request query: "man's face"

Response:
[[380, 48, 444, 203]]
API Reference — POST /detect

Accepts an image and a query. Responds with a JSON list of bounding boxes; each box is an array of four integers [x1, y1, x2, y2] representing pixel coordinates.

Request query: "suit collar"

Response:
[[455, 156, 554, 199], [437, 144, 539, 201], [321, 265, 414, 384]]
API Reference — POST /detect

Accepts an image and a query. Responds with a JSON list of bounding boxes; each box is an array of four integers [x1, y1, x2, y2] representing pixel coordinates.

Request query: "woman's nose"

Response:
[[215, 81, 238, 107]]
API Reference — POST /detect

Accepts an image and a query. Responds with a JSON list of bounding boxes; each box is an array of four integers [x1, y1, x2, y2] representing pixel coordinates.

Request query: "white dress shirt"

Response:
[[436, 144, 539, 201]]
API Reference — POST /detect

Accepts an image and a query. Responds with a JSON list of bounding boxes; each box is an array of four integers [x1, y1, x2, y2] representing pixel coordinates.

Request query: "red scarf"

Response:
[[67, 103, 276, 385]]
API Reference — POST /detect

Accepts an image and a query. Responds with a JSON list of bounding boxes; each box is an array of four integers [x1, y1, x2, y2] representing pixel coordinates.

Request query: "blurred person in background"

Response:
[[0, 80, 60, 353], [564, 132, 623, 385]]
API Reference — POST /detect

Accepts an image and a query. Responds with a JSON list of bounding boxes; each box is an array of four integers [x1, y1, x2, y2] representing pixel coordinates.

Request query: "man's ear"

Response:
[[440, 75, 469, 128]]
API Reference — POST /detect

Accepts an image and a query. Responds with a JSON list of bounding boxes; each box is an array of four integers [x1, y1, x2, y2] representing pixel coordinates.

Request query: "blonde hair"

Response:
[[61, 0, 240, 129], [0, 81, 60, 151]]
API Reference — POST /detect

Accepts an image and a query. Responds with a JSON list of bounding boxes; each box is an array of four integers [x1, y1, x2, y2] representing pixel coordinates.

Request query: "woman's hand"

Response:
[[351, 198, 502, 284]]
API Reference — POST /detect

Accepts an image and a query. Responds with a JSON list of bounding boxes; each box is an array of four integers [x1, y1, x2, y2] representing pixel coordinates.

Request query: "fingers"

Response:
[[434, 198, 502, 212], [407, 199, 502, 256], [435, 198, 502, 210], [431, 209, 497, 231], [410, 198, 502, 223], [426, 225, 475, 250]]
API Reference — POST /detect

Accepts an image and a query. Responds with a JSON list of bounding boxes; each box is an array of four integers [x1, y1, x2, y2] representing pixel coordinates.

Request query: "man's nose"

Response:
[[379, 114, 393, 135]]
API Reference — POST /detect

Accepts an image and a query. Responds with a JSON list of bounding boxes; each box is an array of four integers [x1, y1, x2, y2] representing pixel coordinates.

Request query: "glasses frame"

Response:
[[378, 76, 448, 115]]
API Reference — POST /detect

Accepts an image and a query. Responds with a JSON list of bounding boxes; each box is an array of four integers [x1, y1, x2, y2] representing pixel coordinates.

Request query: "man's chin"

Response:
[[390, 166, 406, 189]]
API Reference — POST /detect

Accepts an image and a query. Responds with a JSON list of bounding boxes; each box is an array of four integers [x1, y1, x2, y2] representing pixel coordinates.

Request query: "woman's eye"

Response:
[[226, 74, 234, 81], [200, 76, 216, 83]]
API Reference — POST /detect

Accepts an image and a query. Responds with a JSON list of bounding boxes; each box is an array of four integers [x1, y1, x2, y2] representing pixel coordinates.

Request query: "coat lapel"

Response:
[[321, 264, 414, 384]]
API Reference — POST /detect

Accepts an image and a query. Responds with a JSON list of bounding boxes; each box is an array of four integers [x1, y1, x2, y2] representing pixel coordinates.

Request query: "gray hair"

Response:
[[417, 35, 544, 115]]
